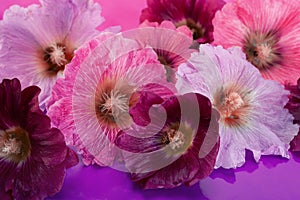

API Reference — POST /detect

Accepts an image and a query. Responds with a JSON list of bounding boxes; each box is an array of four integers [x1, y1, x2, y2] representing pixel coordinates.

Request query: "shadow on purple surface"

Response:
[[209, 150, 258, 184], [48, 149, 296, 200], [208, 150, 290, 184], [260, 154, 289, 169], [48, 162, 210, 200], [131, 181, 209, 200], [291, 151, 300, 163]]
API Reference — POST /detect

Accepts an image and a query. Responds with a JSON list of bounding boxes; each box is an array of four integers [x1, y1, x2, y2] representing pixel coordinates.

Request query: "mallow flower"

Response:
[[285, 78, 300, 151], [176, 44, 298, 169], [116, 93, 220, 188], [0, 0, 104, 110], [126, 20, 194, 83], [140, 0, 225, 43], [47, 32, 174, 166], [0, 78, 78, 199], [213, 0, 300, 84]]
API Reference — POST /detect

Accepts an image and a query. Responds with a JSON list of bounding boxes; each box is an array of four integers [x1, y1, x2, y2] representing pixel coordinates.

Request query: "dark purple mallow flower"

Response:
[[0, 79, 78, 199], [139, 0, 225, 43], [116, 93, 220, 189], [285, 79, 300, 151]]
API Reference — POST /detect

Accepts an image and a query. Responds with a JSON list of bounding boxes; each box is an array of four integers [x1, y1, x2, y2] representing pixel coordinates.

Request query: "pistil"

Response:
[[243, 31, 282, 70]]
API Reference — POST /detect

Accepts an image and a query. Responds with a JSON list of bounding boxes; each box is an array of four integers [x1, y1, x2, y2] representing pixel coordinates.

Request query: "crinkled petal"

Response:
[[60, 0, 104, 48]]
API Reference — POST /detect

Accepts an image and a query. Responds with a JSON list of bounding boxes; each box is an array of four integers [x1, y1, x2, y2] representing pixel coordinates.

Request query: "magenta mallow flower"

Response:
[[0, 0, 104, 110], [126, 20, 194, 83], [176, 44, 298, 169], [115, 93, 220, 189], [47, 32, 175, 166], [140, 0, 225, 43], [0, 78, 78, 199], [285, 79, 300, 151], [213, 0, 300, 84]]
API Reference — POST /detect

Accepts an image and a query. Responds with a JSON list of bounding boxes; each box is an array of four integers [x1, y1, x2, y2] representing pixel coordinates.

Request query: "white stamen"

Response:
[[169, 131, 185, 150], [101, 89, 129, 117], [0, 135, 21, 157], [225, 92, 245, 112], [48, 43, 67, 66], [165, 128, 185, 151]]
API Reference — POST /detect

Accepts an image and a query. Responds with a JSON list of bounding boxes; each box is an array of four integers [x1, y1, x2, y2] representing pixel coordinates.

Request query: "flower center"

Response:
[[100, 90, 130, 119], [157, 55, 169, 66], [157, 54, 175, 82], [214, 89, 249, 127], [162, 123, 194, 154], [0, 127, 31, 163], [95, 79, 139, 128], [223, 92, 245, 115], [243, 31, 282, 70], [175, 18, 205, 40], [162, 127, 185, 151], [43, 43, 72, 75]]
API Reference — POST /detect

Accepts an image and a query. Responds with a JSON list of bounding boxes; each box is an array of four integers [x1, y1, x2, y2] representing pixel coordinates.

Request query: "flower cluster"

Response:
[[0, 0, 299, 199]]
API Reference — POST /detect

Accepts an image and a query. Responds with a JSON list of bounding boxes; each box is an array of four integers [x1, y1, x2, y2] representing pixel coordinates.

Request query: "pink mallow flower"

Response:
[[213, 0, 300, 84], [140, 0, 225, 43], [47, 32, 174, 166], [128, 20, 195, 83], [176, 44, 298, 169], [0, 0, 104, 110], [115, 93, 220, 189], [0, 78, 78, 200], [285, 78, 300, 151]]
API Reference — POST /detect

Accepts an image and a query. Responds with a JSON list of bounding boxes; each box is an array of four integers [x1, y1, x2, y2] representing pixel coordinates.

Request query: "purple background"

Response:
[[1, 1, 300, 199]]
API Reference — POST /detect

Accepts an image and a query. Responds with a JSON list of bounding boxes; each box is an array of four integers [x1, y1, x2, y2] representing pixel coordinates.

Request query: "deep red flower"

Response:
[[285, 79, 300, 151], [140, 0, 225, 43], [0, 79, 78, 199], [116, 93, 220, 188]]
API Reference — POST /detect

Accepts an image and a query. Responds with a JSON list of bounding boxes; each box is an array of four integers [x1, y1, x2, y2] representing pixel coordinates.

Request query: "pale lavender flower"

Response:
[[177, 44, 298, 169], [0, 0, 104, 110]]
